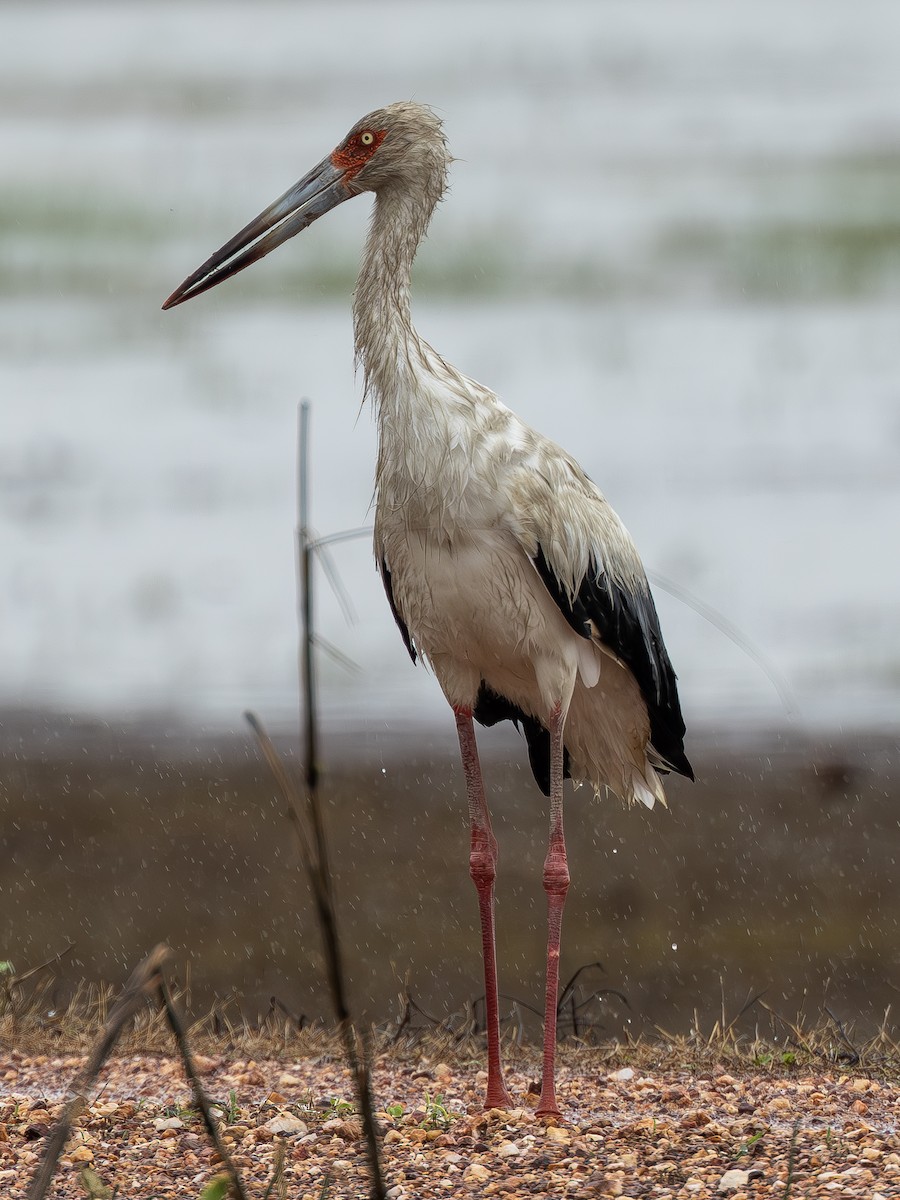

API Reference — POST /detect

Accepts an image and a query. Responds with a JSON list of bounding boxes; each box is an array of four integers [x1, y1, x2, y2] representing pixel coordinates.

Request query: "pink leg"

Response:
[[454, 705, 513, 1109], [536, 701, 570, 1117]]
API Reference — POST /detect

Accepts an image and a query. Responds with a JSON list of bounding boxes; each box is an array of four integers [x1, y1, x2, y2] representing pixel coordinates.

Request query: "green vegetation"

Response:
[[5, 150, 900, 307], [422, 1092, 456, 1130], [658, 217, 900, 300], [735, 1128, 765, 1158]]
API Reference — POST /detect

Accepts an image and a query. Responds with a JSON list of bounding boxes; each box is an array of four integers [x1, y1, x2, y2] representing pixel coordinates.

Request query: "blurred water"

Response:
[[2, 1, 900, 737]]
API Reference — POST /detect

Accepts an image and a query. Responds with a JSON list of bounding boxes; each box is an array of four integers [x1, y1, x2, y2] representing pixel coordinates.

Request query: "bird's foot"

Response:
[[482, 1083, 514, 1111], [535, 1086, 562, 1118]]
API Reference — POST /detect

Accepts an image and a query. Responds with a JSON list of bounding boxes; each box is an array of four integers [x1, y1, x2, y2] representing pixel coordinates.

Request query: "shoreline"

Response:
[[1, 707, 896, 1040]]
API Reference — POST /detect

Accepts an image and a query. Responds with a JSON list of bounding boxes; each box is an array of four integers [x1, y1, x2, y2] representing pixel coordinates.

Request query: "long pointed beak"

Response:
[[162, 156, 350, 310]]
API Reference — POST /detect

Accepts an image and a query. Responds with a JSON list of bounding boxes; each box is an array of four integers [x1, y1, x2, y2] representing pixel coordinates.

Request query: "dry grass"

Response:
[[3, 957, 898, 1083], [6, 961, 900, 1200]]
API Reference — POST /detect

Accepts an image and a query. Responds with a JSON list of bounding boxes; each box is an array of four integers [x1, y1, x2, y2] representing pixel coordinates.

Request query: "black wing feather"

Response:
[[379, 548, 691, 790], [379, 557, 416, 664], [533, 546, 693, 781], [474, 683, 570, 798]]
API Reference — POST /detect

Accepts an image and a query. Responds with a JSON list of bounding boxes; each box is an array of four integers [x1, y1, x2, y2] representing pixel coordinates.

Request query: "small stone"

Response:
[[264, 1115, 308, 1136], [610, 1067, 634, 1082], [680, 1111, 711, 1129], [718, 1169, 750, 1192], [152, 1117, 184, 1131], [69, 1146, 94, 1163], [545, 1126, 571, 1143], [497, 1140, 522, 1157], [322, 1117, 362, 1139], [464, 1163, 491, 1183]]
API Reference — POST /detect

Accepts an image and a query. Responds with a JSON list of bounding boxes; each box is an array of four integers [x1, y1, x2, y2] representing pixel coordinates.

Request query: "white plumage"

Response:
[[373, 378, 666, 806], [164, 100, 692, 1118]]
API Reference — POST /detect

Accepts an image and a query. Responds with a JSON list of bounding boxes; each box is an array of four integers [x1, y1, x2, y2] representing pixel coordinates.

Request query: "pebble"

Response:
[[1, 1053, 897, 1199], [264, 1114, 309, 1136], [464, 1163, 491, 1182], [497, 1140, 522, 1157], [718, 1168, 750, 1192], [545, 1125, 570, 1143], [609, 1067, 634, 1081]]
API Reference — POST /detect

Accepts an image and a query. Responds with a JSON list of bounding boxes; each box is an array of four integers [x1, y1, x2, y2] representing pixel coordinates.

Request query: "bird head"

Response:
[[337, 102, 448, 195], [162, 101, 448, 310]]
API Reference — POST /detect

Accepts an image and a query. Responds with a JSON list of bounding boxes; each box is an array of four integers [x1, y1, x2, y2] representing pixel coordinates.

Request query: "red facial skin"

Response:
[[331, 129, 387, 182]]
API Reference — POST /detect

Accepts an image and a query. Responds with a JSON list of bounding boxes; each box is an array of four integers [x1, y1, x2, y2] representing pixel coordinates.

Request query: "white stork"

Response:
[[163, 101, 692, 1117]]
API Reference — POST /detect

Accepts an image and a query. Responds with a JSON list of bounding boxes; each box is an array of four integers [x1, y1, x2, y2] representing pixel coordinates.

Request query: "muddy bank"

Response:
[[0, 713, 896, 1039]]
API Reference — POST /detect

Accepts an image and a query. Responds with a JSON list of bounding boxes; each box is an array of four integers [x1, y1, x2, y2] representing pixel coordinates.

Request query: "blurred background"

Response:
[[1, 1, 898, 1038]]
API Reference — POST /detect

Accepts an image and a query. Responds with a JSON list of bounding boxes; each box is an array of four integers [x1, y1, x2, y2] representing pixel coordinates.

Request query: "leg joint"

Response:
[[542, 852, 570, 898], [470, 831, 499, 886]]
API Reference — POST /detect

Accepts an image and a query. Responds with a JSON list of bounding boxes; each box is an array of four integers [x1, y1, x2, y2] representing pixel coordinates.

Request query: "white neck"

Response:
[[352, 181, 438, 410]]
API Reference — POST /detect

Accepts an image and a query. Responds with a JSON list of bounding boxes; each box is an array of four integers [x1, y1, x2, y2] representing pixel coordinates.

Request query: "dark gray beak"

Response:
[[162, 155, 350, 310]]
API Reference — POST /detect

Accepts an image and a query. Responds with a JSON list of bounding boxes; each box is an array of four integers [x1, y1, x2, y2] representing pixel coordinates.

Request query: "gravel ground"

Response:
[[2, 1052, 898, 1198]]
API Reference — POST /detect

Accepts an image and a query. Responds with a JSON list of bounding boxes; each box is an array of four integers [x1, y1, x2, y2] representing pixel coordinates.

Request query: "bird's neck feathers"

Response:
[[352, 166, 499, 509], [352, 177, 441, 411]]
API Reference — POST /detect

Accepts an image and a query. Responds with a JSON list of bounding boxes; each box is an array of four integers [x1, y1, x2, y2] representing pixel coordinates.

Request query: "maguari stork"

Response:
[[163, 102, 692, 1116]]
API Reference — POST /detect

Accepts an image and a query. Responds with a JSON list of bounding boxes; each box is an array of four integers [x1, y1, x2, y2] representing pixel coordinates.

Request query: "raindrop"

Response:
[[671, 942, 678, 951]]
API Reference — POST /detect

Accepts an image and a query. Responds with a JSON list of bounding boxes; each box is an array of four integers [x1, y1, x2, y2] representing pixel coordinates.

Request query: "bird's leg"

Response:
[[536, 700, 570, 1118], [454, 705, 513, 1110]]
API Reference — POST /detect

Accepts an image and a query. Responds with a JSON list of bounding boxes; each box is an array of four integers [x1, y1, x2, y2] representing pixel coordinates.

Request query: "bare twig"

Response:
[[159, 976, 250, 1200], [783, 1116, 802, 1198], [558, 962, 605, 1011], [245, 401, 386, 1199], [270, 995, 306, 1031], [262, 1140, 288, 1200], [824, 1005, 861, 1063], [8, 942, 76, 989], [27, 944, 171, 1200], [245, 710, 385, 1200]]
